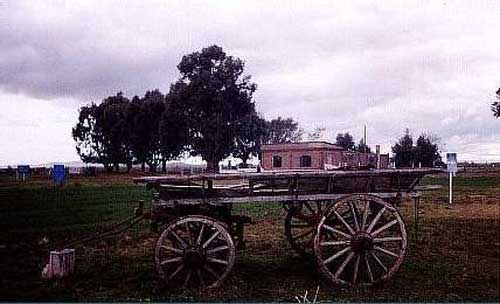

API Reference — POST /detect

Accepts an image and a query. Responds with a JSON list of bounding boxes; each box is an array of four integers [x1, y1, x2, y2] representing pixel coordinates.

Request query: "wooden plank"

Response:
[[153, 191, 421, 205], [133, 168, 444, 184]]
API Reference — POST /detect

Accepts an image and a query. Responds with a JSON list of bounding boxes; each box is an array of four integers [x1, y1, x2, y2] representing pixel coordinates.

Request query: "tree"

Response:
[[99, 92, 133, 171], [392, 129, 415, 168], [335, 133, 355, 151], [129, 90, 166, 172], [72, 92, 132, 172], [414, 133, 441, 167], [263, 117, 303, 144], [158, 91, 190, 172], [492, 87, 500, 118], [72, 102, 110, 170], [168, 45, 257, 172], [233, 112, 268, 166], [355, 139, 371, 153]]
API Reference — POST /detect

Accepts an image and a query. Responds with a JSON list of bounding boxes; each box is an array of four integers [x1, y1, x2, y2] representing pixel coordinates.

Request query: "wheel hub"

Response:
[[183, 246, 206, 268], [350, 233, 373, 254]]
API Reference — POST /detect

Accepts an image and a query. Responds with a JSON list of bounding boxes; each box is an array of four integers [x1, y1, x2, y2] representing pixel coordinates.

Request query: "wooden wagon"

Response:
[[134, 168, 442, 289]]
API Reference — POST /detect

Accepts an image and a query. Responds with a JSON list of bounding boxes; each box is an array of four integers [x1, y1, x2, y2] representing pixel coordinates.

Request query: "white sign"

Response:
[[446, 153, 457, 174]]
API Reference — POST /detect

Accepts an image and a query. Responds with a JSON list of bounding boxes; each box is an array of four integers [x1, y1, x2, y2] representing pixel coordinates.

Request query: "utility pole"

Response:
[[363, 124, 367, 153]]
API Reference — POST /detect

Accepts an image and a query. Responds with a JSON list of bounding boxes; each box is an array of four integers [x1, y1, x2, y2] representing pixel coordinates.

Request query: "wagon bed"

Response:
[[134, 168, 442, 203]]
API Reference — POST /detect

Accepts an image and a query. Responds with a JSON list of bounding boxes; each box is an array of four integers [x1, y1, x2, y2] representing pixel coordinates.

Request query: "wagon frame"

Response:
[[134, 168, 442, 290]]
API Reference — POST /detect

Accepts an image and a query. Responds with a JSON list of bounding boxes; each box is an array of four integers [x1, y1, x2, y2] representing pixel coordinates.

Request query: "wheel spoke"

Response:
[[293, 228, 313, 240], [323, 246, 350, 265], [374, 245, 399, 258], [203, 264, 221, 280], [320, 240, 350, 246], [352, 254, 360, 284], [167, 263, 184, 281], [365, 254, 374, 283], [196, 223, 205, 245], [333, 210, 356, 235], [322, 224, 351, 239], [304, 202, 315, 214], [207, 257, 229, 265], [202, 231, 221, 248], [183, 268, 192, 288], [371, 251, 388, 272], [366, 206, 386, 234], [171, 230, 188, 248], [349, 202, 360, 232], [197, 269, 205, 288], [370, 219, 398, 237], [161, 256, 182, 266], [361, 200, 369, 231], [207, 245, 229, 254], [160, 245, 183, 255], [373, 236, 403, 243], [290, 223, 312, 228], [185, 222, 193, 245], [334, 252, 355, 279]]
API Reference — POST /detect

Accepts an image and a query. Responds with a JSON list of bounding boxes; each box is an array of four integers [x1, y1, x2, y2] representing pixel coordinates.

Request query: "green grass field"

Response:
[[0, 174, 498, 301]]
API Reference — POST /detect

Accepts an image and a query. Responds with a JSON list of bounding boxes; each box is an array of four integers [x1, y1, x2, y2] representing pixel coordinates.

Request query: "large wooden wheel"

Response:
[[155, 215, 236, 289], [284, 201, 333, 256], [314, 194, 407, 287]]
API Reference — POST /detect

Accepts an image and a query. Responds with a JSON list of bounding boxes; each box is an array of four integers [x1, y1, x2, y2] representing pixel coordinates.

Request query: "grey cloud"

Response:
[[0, 0, 499, 162]]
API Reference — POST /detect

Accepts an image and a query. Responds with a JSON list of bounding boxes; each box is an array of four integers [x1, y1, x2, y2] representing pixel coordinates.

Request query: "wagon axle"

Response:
[[350, 233, 374, 254]]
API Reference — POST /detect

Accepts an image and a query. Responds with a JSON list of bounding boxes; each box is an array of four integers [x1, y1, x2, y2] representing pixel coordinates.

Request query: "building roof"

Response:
[[261, 141, 344, 151]]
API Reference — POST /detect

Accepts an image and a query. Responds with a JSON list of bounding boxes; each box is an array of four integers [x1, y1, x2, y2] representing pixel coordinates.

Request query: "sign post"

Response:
[[17, 165, 30, 182], [446, 153, 457, 205], [53, 164, 66, 186]]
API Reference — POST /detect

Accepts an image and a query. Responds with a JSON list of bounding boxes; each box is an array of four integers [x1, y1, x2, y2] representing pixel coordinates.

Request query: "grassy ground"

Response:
[[0, 173, 498, 301]]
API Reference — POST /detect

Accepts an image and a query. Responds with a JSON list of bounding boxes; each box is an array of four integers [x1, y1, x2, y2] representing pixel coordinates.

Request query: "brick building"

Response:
[[260, 141, 389, 171]]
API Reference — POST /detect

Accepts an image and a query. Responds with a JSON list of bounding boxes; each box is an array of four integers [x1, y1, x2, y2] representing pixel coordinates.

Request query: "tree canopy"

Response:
[[233, 112, 268, 166], [264, 117, 303, 144], [355, 139, 371, 153], [72, 92, 132, 172], [335, 133, 355, 151], [169, 45, 257, 172], [414, 134, 441, 167], [392, 129, 415, 168], [391, 129, 441, 168], [492, 87, 500, 118]]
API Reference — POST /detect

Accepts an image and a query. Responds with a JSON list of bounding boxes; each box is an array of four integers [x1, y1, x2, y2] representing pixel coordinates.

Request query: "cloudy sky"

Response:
[[1, 0, 499, 166]]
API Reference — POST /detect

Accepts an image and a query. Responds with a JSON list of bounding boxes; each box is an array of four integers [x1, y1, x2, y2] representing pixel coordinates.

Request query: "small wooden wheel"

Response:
[[314, 194, 407, 287], [155, 215, 236, 289], [284, 201, 332, 256]]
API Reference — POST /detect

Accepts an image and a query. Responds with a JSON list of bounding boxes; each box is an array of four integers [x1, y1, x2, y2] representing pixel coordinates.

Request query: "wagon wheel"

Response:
[[155, 215, 236, 289], [284, 200, 333, 257], [314, 194, 407, 287]]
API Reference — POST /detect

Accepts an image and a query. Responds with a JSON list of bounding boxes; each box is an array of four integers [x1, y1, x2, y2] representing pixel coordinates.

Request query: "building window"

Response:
[[272, 155, 282, 168], [300, 155, 312, 167]]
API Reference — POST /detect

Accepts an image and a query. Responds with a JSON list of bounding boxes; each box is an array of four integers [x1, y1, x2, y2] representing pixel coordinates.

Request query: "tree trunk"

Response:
[[141, 162, 145, 172], [126, 162, 132, 172], [205, 158, 220, 173], [241, 154, 249, 168], [113, 163, 119, 172], [161, 160, 167, 173]]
